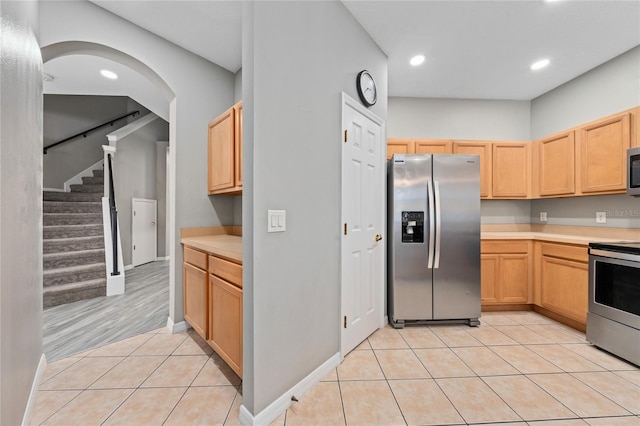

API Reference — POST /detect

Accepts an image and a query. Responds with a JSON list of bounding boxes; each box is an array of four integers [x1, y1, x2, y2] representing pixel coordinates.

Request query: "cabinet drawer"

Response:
[[482, 240, 529, 254], [541, 243, 588, 263], [209, 255, 242, 288], [184, 246, 207, 270]]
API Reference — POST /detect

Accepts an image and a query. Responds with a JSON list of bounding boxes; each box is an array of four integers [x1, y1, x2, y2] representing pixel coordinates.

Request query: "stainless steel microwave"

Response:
[[628, 146, 640, 196]]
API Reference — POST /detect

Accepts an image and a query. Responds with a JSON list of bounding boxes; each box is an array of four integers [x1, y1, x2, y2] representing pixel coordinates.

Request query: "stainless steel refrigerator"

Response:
[[387, 154, 481, 328]]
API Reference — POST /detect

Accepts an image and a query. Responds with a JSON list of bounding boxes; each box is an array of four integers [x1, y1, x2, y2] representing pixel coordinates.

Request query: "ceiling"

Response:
[[44, 0, 640, 106]]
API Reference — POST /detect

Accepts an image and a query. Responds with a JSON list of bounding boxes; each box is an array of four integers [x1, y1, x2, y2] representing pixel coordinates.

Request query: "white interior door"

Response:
[[341, 93, 385, 356], [132, 198, 157, 267]]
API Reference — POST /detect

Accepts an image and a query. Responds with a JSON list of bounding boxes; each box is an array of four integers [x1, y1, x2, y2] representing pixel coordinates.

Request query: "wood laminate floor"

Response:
[[43, 260, 169, 362]]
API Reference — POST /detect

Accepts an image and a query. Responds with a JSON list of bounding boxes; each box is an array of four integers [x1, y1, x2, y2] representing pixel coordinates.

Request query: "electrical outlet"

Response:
[[540, 212, 547, 222], [596, 211, 607, 224]]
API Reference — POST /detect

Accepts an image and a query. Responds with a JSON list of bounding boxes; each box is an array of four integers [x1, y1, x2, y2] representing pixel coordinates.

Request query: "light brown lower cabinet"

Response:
[[481, 240, 531, 306], [208, 275, 242, 377], [183, 245, 243, 378], [538, 242, 588, 325], [183, 248, 208, 339]]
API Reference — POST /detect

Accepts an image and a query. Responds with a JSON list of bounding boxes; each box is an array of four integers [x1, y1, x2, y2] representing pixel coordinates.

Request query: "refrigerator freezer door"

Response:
[[432, 155, 481, 320], [388, 155, 433, 322]]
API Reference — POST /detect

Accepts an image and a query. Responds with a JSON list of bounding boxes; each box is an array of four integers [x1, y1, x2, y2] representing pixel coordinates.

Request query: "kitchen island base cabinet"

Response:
[[208, 275, 242, 378]]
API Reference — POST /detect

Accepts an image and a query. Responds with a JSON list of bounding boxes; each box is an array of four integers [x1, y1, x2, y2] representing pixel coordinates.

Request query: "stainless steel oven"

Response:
[[587, 242, 640, 366], [628, 146, 640, 196]]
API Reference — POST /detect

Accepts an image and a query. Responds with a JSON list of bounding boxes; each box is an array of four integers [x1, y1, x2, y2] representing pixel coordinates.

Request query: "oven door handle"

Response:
[[590, 249, 640, 263]]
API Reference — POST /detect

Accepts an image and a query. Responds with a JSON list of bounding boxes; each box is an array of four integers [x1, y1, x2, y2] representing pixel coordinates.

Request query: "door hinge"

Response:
[[134, 211, 136, 216], [344, 316, 347, 328], [133, 245, 136, 250], [344, 130, 348, 143], [344, 223, 347, 235]]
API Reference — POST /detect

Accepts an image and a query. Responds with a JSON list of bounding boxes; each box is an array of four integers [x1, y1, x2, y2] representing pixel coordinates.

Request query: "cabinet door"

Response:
[[481, 254, 499, 303], [208, 107, 235, 193], [492, 143, 530, 198], [184, 262, 208, 339], [209, 275, 242, 377], [453, 141, 492, 198], [498, 254, 529, 303], [580, 112, 631, 193], [387, 139, 415, 159], [539, 131, 575, 196], [415, 139, 453, 154], [540, 256, 588, 324], [234, 102, 243, 188]]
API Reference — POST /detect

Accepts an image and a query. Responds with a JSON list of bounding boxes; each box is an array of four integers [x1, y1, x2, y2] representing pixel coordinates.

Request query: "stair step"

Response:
[[43, 263, 106, 287], [44, 249, 105, 269], [70, 184, 103, 193], [44, 201, 102, 214], [93, 169, 104, 178], [44, 213, 103, 226], [43, 279, 107, 309], [43, 191, 102, 202], [44, 235, 104, 254], [82, 176, 104, 185], [44, 224, 103, 239]]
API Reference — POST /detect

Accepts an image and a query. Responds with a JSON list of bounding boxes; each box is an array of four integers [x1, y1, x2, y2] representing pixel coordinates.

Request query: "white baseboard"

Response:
[[155, 256, 170, 261], [239, 352, 341, 426], [124, 264, 134, 271], [43, 187, 65, 192], [21, 354, 47, 426], [63, 159, 104, 192], [166, 317, 190, 334]]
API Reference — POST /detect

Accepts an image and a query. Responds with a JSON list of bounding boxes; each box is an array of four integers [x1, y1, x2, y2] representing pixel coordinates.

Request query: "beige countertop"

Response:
[[481, 231, 629, 245], [181, 234, 242, 263]]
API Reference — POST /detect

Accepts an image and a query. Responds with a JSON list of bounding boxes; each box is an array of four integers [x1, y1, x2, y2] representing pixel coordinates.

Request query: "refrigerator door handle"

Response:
[[434, 180, 441, 269], [427, 178, 435, 269]]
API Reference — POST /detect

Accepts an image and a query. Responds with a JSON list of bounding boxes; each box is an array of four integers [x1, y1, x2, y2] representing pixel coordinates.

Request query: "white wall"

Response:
[[156, 141, 169, 258], [39, 0, 236, 324], [388, 97, 531, 140], [0, 1, 43, 424], [531, 46, 640, 139], [113, 118, 169, 266], [44, 94, 146, 189], [530, 46, 640, 229], [243, 0, 387, 415]]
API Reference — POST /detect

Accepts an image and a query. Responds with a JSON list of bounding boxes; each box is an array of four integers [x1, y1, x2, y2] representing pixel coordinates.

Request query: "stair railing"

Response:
[[107, 153, 120, 276], [43, 111, 139, 154]]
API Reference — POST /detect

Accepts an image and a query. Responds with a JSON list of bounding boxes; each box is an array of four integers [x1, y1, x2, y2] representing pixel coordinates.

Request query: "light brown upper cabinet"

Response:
[[579, 112, 631, 194], [492, 142, 530, 198], [453, 141, 492, 198], [537, 130, 576, 197], [387, 139, 415, 159], [415, 139, 453, 155], [208, 101, 242, 195]]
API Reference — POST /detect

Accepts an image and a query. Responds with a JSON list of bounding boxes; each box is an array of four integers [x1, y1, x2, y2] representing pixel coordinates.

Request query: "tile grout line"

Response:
[[369, 339, 409, 426]]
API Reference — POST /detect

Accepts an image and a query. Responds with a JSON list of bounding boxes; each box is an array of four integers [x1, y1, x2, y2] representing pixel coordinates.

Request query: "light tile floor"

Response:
[[31, 311, 640, 425]]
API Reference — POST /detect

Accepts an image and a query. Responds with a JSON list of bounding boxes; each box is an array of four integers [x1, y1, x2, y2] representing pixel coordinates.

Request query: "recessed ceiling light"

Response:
[[100, 69, 118, 80], [410, 55, 426, 66], [530, 59, 550, 71]]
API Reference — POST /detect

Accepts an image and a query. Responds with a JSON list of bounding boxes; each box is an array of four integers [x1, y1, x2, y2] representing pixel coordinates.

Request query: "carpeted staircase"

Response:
[[43, 169, 107, 308]]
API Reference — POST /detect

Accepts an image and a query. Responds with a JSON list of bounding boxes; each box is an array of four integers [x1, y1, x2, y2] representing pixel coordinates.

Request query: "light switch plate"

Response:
[[267, 210, 286, 232], [596, 211, 606, 224], [540, 212, 547, 222]]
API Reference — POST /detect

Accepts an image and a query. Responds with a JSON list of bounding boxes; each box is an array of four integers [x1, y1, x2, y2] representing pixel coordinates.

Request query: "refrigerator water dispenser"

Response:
[[401, 211, 424, 243]]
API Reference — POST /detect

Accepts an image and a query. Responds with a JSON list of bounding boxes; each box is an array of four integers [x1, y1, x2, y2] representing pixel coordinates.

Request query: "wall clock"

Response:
[[356, 70, 377, 107]]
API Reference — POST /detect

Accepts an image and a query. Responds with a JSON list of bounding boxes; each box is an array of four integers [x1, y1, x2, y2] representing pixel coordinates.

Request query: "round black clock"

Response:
[[356, 70, 377, 107]]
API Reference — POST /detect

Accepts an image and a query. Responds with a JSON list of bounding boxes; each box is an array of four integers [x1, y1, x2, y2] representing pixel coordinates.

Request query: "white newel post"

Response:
[[102, 144, 125, 295]]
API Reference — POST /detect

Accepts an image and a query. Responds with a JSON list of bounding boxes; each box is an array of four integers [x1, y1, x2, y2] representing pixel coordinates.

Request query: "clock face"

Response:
[[357, 70, 377, 106]]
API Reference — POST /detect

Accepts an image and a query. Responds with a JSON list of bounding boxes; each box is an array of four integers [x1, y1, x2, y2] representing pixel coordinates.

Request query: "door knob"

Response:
[[375, 234, 383, 241], [151, 221, 156, 225]]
